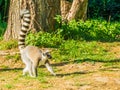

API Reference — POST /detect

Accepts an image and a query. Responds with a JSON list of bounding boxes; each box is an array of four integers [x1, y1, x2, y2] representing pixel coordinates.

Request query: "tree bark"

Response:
[[61, 0, 88, 21], [61, 0, 72, 20], [4, 0, 36, 40], [4, 0, 60, 40], [4, 0, 88, 40], [4, 0, 21, 40], [35, 0, 60, 31]]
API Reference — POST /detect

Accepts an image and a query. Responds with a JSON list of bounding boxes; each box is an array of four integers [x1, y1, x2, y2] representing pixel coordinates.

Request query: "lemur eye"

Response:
[[46, 52, 52, 59], [43, 53, 46, 56]]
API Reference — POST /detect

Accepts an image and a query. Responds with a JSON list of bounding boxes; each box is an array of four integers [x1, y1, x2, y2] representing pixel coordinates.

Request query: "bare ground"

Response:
[[0, 49, 120, 90]]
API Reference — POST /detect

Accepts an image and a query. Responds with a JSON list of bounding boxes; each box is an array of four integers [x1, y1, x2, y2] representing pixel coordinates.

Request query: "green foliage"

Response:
[[25, 18, 120, 63], [0, 21, 7, 37], [0, 0, 9, 37], [88, 0, 120, 21], [60, 19, 120, 41], [0, 40, 18, 50], [5, 54, 20, 61], [52, 40, 116, 63], [26, 31, 64, 48], [0, 0, 9, 22], [4, 84, 14, 89]]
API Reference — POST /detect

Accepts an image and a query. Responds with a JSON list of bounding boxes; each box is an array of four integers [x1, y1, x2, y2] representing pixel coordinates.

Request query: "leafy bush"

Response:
[[26, 18, 120, 47], [0, 21, 7, 37], [88, 0, 120, 21], [60, 19, 120, 41], [0, 40, 18, 50], [26, 31, 64, 48], [0, 0, 9, 22], [0, 0, 9, 37]]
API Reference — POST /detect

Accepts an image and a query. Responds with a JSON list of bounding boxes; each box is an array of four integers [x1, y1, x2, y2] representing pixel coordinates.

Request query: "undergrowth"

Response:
[[26, 30, 64, 48], [26, 19, 120, 46], [0, 19, 119, 63], [0, 40, 18, 50], [60, 19, 120, 41], [25, 19, 120, 63]]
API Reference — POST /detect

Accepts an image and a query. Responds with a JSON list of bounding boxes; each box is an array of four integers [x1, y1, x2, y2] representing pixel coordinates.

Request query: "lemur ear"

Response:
[[44, 49, 52, 53], [42, 49, 50, 55], [45, 50, 50, 53]]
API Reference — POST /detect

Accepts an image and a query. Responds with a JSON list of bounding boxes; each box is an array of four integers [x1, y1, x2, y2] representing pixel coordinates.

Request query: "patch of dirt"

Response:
[[110, 46, 120, 58], [0, 49, 120, 90]]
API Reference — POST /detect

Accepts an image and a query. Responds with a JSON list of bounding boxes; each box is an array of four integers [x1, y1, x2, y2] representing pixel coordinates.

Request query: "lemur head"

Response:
[[43, 50, 52, 59], [41, 49, 52, 61]]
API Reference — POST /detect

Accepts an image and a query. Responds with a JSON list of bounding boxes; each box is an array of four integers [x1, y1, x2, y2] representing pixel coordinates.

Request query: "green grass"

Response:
[[0, 40, 120, 89], [52, 40, 117, 63], [0, 40, 18, 50], [5, 54, 20, 61], [0, 19, 119, 65], [4, 84, 14, 89], [0, 38, 118, 64]]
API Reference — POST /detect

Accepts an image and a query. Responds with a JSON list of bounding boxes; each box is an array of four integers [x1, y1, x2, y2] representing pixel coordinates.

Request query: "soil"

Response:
[[0, 49, 120, 90]]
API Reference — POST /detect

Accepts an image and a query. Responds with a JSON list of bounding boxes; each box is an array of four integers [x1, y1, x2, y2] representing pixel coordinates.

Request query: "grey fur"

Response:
[[18, 9, 56, 77]]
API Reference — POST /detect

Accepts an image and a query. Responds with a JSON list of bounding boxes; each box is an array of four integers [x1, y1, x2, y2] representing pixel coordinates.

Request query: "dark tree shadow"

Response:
[[52, 58, 120, 67], [56, 71, 91, 77], [78, 58, 120, 63], [39, 58, 120, 69], [0, 68, 23, 72]]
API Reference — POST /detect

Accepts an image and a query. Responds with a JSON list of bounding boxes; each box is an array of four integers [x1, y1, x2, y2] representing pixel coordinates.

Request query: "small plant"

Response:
[[26, 31, 64, 48], [0, 40, 18, 50], [4, 84, 14, 89], [5, 54, 20, 61]]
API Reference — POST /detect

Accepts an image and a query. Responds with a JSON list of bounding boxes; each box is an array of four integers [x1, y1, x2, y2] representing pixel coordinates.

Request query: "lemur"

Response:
[[18, 9, 56, 77]]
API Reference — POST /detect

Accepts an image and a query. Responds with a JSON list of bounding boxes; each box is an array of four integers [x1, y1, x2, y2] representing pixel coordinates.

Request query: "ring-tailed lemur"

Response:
[[18, 9, 56, 77]]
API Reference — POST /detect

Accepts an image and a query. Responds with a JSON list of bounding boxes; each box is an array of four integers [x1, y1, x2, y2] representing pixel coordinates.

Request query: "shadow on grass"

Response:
[[56, 71, 92, 77], [39, 61, 69, 68], [0, 68, 23, 72], [40, 58, 120, 68], [74, 58, 120, 63], [0, 58, 119, 74]]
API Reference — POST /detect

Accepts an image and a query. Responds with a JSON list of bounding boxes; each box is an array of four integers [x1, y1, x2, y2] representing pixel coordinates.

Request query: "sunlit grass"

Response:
[[52, 40, 118, 63], [0, 40, 18, 50]]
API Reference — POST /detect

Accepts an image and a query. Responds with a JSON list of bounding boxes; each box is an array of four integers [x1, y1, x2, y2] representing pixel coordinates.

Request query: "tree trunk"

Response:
[[4, 0, 60, 40], [61, 0, 72, 20], [4, 0, 21, 40], [4, 0, 36, 40], [35, 0, 60, 31], [4, 0, 87, 40], [61, 0, 88, 21]]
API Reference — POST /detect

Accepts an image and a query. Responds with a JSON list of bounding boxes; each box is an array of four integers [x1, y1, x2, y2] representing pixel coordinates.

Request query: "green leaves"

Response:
[[0, 0, 8, 37], [59, 19, 120, 41], [26, 19, 120, 49], [88, 0, 120, 21], [26, 31, 64, 48]]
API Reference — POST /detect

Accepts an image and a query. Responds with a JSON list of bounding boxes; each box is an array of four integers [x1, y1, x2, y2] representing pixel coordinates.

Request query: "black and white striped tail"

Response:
[[18, 9, 31, 50]]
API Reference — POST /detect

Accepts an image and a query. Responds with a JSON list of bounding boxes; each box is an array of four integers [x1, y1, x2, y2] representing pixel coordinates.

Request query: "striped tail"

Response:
[[18, 9, 31, 50]]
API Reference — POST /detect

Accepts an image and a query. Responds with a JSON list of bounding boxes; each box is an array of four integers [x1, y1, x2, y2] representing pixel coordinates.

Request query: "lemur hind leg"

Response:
[[23, 66, 28, 76], [21, 54, 33, 77], [27, 61, 33, 77], [32, 61, 39, 77]]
